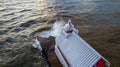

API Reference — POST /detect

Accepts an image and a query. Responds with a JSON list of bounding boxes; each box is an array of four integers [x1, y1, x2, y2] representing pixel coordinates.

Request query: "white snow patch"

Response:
[[32, 38, 42, 51], [32, 21, 65, 50], [38, 21, 65, 38]]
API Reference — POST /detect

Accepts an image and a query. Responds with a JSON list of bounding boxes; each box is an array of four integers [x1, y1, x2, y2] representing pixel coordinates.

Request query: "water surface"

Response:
[[0, 0, 120, 66]]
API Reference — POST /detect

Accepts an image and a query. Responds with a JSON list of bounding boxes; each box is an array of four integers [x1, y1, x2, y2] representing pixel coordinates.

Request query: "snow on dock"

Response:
[[32, 20, 110, 67], [55, 20, 110, 67]]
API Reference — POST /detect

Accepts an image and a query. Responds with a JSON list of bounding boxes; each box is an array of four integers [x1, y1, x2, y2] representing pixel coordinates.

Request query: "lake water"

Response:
[[0, 0, 120, 27], [0, 0, 120, 66], [0, 0, 119, 40]]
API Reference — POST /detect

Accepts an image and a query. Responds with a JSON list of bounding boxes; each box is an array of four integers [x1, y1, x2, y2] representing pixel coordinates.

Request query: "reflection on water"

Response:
[[0, 0, 120, 66], [0, 0, 120, 27], [0, 0, 120, 52], [0, 0, 120, 45]]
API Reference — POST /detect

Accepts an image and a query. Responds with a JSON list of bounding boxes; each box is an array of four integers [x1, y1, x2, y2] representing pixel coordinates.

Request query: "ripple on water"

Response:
[[0, 29, 9, 35], [0, 15, 24, 25], [0, 0, 120, 66]]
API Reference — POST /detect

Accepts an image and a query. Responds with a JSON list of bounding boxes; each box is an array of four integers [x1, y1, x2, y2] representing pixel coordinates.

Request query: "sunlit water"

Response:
[[0, 0, 120, 66], [0, 0, 120, 50], [0, 0, 120, 35]]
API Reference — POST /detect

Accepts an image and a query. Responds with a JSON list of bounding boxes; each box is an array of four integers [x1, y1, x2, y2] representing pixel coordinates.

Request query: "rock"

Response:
[[37, 36, 62, 67]]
